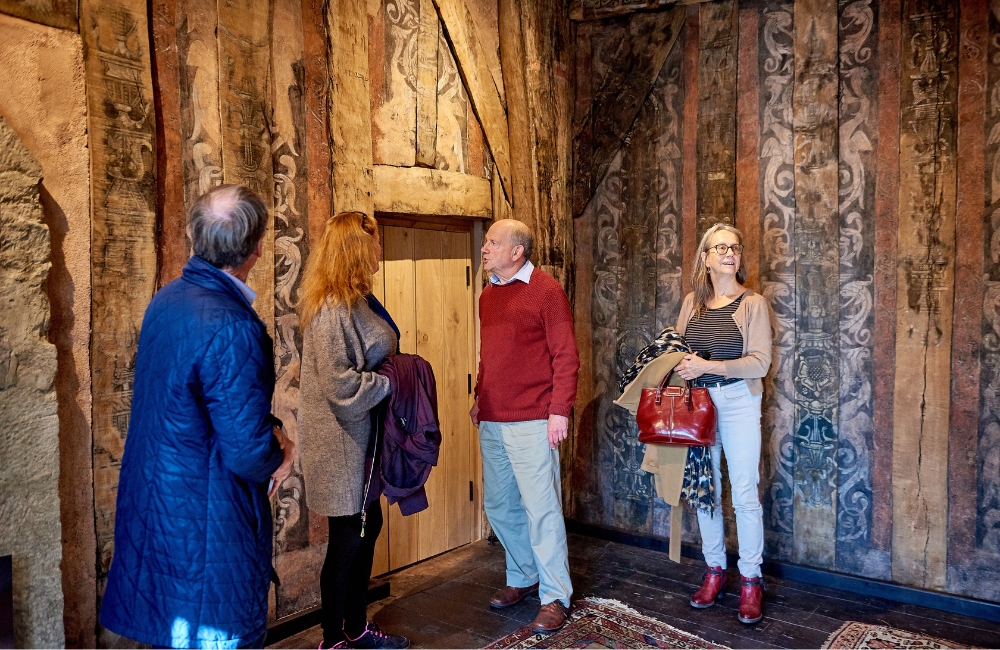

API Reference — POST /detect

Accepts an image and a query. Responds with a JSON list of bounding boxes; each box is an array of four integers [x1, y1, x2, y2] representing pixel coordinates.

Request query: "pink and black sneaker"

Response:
[[345, 622, 409, 649]]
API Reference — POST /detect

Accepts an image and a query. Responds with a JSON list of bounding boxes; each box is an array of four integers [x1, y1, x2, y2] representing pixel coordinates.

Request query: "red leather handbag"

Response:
[[636, 369, 717, 446]]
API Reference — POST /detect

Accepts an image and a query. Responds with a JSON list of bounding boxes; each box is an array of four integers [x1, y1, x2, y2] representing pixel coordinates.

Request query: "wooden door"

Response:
[[373, 225, 480, 573]]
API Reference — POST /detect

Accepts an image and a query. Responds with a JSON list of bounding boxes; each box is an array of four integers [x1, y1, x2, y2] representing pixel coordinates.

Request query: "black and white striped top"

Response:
[[684, 293, 745, 384]]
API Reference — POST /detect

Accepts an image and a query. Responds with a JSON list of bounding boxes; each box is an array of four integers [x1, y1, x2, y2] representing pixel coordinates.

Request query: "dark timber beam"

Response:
[[569, 0, 712, 22]]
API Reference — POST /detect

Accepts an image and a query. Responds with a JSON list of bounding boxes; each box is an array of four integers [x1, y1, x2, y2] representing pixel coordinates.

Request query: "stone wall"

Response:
[[0, 15, 93, 647], [0, 116, 63, 648]]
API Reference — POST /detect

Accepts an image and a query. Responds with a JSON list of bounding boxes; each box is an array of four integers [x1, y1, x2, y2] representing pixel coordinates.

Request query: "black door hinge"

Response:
[[466, 265, 471, 287], [469, 481, 474, 502], [468, 374, 472, 394]]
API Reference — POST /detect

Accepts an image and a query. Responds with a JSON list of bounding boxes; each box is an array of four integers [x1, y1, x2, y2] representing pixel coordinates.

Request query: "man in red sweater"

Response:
[[470, 219, 579, 633]]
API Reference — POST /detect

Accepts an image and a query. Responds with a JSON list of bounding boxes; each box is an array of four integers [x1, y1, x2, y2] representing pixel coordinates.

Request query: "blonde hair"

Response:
[[691, 223, 748, 317], [299, 211, 378, 329]]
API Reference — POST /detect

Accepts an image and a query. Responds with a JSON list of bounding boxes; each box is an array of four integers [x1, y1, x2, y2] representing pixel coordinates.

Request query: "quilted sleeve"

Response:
[[200, 321, 284, 483]]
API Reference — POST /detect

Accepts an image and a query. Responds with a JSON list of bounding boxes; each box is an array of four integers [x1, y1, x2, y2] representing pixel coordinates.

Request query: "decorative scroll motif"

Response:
[[757, 3, 796, 554], [654, 40, 685, 332], [176, 1, 223, 212], [435, 30, 470, 173], [218, 0, 274, 328], [83, 0, 158, 599], [891, 0, 957, 590], [836, 0, 877, 562], [271, 3, 311, 559], [611, 109, 659, 529], [696, 0, 738, 240], [375, 0, 419, 166], [980, 3, 1000, 553], [591, 154, 623, 527]]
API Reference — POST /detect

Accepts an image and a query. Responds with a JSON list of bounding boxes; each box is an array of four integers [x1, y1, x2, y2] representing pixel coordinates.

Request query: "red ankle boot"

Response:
[[690, 566, 727, 608], [738, 575, 764, 624]]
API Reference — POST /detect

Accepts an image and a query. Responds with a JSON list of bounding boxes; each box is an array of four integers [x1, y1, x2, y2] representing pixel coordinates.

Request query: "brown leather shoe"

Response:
[[530, 601, 569, 633], [489, 583, 539, 609]]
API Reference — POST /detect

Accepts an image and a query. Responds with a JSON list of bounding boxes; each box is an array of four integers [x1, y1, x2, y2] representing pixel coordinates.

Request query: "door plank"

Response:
[[383, 227, 420, 569], [371, 227, 389, 576], [442, 231, 474, 549], [414, 229, 451, 560]]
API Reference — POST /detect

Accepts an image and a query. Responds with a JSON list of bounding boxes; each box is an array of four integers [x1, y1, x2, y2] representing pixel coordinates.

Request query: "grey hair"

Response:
[[509, 223, 534, 261], [188, 184, 268, 269]]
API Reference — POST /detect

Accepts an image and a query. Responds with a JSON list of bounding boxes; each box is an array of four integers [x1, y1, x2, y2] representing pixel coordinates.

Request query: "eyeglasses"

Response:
[[709, 244, 743, 255], [709, 243, 744, 255]]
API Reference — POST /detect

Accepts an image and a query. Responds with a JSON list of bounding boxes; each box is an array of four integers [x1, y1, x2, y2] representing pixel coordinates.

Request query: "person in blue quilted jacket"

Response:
[[100, 185, 295, 649]]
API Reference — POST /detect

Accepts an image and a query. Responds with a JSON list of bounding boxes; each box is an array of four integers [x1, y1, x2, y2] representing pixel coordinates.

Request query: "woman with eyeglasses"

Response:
[[672, 223, 773, 625]]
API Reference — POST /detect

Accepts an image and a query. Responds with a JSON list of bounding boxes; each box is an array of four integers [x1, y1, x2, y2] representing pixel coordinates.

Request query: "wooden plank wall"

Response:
[[80, 2, 159, 643], [136, 0, 496, 619], [570, 0, 1000, 602], [572, 20, 687, 538]]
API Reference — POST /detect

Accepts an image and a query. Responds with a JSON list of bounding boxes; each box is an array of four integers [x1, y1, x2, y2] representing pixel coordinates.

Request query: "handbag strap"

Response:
[[655, 367, 693, 407]]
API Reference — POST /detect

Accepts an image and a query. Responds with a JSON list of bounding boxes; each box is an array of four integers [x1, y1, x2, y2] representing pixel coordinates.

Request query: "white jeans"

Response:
[[696, 380, 765, 578]]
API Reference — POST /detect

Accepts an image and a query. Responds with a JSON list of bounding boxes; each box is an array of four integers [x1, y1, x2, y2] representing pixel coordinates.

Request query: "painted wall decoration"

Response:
[[80, 2, 158, 644], [570, 0, 1000, 603], [756, 1, 796, 561], [696, 0, 738, 240], [572, 21, 686, 539], [835, 0, 882, 578]]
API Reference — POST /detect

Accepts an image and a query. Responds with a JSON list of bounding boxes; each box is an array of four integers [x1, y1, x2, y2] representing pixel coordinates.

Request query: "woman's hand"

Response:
[[674, 354, 722, 381]]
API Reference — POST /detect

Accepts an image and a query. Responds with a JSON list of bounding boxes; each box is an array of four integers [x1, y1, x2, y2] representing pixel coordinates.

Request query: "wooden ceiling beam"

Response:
[[373, 165, 493, 219]]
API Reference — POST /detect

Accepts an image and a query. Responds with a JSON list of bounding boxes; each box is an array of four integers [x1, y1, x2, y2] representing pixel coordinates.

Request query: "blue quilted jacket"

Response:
[[100, 256, 284, 649]]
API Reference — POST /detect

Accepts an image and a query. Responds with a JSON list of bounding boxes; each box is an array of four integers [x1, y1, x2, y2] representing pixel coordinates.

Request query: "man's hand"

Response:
[[270, 426, 296, 497], [547, 414, 569, 449], [470, 400, 480, 427]]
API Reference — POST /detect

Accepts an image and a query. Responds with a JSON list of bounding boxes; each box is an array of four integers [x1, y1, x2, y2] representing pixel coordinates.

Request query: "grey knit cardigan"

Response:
[[298, 298, 397, 517]]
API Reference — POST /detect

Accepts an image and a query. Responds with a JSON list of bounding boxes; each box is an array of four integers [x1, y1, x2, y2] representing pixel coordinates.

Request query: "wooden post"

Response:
[[695, 0, 738, 240], [790, 0, 840, 570], [326, 0, 375, 217], [150, 0, 187, 286], [270, 0, 313, 585], [81, 0, 158, 626], [499, 0, 534, 226], [415, 0, 440, 168], [757, 2, 797, 558], [832, 0, 882, 573], [218, 0, 275, 330], [890, 0, 958, 591]]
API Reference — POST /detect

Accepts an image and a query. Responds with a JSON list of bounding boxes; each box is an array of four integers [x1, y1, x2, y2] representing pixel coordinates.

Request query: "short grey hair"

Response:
[[188, 184, 268, 269], [508, 222, 534, 261]]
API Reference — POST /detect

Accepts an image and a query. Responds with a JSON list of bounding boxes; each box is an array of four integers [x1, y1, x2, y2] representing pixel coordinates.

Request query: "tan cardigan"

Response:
[[676, 289, 773, 396]]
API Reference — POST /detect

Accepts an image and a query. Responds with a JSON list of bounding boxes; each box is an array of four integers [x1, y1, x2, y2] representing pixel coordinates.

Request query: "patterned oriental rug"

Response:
[[484, 598, 727, 649], [822, 622, 981, 649]]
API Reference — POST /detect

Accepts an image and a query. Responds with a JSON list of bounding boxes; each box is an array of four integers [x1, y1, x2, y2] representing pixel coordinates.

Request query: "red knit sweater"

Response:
[[476, 267, 579, 422]]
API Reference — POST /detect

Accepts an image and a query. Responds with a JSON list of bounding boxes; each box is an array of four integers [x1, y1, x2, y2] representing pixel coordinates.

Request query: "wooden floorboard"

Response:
[[268, 532, 1000, 649]]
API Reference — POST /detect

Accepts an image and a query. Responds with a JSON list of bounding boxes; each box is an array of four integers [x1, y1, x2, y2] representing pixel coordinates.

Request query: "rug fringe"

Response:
[[578, 596, 642, 615], [821, 621, 852, 649]]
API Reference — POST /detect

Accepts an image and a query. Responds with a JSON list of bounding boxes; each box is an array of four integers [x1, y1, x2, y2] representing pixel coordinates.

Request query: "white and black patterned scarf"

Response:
[[618, 327, 716, 515]]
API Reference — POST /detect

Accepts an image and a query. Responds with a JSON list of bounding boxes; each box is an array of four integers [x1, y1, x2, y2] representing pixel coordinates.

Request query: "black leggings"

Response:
[[320, 501, 383, 644]]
